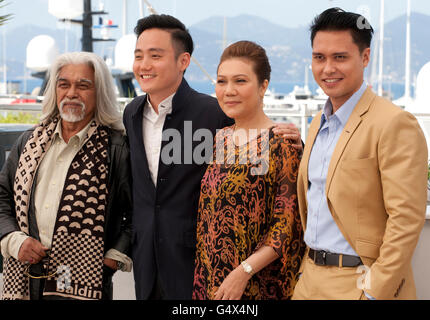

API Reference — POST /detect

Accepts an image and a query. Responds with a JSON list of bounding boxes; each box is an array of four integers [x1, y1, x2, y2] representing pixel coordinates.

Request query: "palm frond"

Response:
[[0, 0, 13, 26]]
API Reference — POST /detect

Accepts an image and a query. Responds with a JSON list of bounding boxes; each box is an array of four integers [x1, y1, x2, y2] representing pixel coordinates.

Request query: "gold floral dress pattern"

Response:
[[193, 126, 305, 300]]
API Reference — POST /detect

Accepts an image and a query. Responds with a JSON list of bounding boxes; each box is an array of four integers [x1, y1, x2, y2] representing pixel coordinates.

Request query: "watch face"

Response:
[[241, 261, 253, 275]]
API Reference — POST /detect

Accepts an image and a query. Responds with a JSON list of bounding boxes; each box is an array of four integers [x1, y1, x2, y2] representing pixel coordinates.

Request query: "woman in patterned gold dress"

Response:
[[192, 41, 305, 300]]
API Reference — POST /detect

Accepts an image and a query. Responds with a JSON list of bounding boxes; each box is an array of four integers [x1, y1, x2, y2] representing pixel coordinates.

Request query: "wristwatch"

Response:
[[241, 261, 254, 276], [116, 261, 125, 271]]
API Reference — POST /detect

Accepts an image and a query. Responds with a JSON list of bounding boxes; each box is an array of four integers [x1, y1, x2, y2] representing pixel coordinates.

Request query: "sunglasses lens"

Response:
[[24, 256, 57, 279]]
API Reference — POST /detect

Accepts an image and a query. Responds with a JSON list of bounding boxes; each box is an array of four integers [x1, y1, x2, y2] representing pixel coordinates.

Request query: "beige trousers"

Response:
[[292, 256, 368, 300]]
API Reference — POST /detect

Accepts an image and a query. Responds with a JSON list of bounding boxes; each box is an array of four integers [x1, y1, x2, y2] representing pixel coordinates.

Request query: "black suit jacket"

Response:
[[123, 79, 233, 299]]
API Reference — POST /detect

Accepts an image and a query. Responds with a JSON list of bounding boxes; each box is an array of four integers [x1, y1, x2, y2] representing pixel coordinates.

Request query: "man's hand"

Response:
[[18, 237, 48, 264], [273, 123, 303, 152], [103, 257, 118, 270], [214, 265, 251, 300]]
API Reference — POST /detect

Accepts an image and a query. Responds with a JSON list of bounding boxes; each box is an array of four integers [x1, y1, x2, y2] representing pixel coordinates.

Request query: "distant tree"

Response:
[[0, 0, 12, 26]]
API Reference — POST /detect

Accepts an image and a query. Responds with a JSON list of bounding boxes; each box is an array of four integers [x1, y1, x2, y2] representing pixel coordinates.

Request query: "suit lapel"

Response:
[[325, 87, 376, 195], [157, 79, 189, 179], [298, 111, 323, 228], [131, 94, 155, 190]]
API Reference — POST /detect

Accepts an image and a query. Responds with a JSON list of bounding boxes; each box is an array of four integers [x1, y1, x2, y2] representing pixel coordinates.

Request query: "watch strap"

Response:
[[241, 260, 254, 276]]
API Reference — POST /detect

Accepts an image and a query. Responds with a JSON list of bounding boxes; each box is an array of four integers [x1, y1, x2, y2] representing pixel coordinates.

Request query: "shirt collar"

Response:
[[146, 92, 175, 115], [321, 81, 367, 128], [54, 119, 93, 145]]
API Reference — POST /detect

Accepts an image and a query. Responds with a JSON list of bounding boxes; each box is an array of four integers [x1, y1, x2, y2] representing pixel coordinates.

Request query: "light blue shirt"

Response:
[[304, 82, 367, 256]]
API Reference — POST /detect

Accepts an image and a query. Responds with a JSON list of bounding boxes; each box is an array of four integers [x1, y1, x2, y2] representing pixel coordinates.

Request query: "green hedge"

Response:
[[0, 112, 40, 124]]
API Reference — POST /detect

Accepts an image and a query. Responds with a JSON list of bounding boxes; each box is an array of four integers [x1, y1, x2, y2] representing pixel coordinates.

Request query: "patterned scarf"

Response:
[[2, 116, 109, 300]]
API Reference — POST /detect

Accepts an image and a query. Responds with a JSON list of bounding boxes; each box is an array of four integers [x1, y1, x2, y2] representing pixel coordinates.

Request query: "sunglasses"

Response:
[[23, 252, 60, 280]]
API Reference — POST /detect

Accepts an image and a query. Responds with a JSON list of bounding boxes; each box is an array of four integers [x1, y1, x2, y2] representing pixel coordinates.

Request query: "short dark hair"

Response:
[[134, 14, 194, 57], [218, 41, 271, 84], [310, 7, 374, 52]]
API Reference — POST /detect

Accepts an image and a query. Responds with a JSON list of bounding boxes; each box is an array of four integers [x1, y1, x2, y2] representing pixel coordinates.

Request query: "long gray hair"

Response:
[[41, 51, 124, 132]]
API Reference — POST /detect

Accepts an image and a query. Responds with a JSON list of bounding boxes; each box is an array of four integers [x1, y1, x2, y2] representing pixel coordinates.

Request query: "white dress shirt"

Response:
[[142, 93, 175, 186], [305, 82, 367, 256]]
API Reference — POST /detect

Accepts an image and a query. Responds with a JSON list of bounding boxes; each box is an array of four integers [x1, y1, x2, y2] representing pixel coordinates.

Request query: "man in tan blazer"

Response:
[[292, 8, 428, 300]]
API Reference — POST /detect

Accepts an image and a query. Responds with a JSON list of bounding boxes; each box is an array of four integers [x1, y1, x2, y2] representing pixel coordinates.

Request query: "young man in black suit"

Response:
[[123, 14, 301, 300]]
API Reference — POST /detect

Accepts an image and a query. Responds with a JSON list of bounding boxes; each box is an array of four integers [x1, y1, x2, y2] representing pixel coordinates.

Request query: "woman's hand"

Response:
[[273, 123, 303, 151], [214, 265, 251, 300]]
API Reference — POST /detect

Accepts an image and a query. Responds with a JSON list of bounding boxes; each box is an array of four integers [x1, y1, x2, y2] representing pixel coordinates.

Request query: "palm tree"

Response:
[[0, 0, 12, 26]]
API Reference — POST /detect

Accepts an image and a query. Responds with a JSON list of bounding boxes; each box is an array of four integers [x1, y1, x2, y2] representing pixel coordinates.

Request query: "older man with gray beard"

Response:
[[59, 99, 86, 123], [0, 52, 133, 300]]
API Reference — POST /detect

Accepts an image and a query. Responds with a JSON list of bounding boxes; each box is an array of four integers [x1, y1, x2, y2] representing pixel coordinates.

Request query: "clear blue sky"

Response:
[[2, 0, 430, 38]]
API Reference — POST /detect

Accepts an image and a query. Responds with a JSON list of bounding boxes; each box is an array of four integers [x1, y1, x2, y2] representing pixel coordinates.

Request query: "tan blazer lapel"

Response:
[[302, 111, 323, 194], [325, 87, 376, 195], [298, 111, 323, 228]]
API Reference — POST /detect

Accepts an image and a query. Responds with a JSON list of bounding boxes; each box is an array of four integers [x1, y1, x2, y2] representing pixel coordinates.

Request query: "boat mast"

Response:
[[377, 0, 385, 96], [1, 24, 6, 94], [139, 0, 145, 18], [304, 64, 310, 94], [122, 0, 128, 36], [404, 0, 411, 100], [82, 0, 93, 51], [59, 0, 115, 52], [223, 16, 227, 50]]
